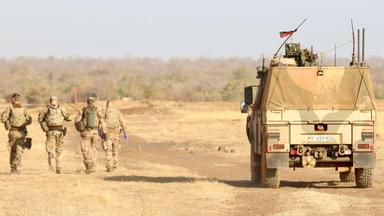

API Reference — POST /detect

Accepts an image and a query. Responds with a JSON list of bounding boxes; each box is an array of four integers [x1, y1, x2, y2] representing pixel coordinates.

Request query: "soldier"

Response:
[[1, 93, 32, 174], [74, 97, 103, 174], [102, 100, 127, 172], [38, 96, 71, 174]]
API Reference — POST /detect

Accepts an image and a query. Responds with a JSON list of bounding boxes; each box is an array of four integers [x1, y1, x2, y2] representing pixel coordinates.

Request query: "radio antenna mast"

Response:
[[350, 19, 356, 66]]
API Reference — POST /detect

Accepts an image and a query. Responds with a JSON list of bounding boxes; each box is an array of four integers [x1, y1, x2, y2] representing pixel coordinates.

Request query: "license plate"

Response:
[[307, 135, 336, 142]]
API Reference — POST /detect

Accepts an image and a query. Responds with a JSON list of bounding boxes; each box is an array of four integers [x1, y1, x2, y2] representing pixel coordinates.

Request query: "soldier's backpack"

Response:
[[105, 109, 120, 128]]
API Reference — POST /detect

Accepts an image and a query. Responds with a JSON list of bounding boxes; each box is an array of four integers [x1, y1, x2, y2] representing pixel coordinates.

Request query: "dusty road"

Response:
[[0, 100, 383, 215]]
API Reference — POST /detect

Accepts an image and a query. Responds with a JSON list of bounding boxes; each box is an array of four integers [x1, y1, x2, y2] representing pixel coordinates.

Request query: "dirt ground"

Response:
[[0, 100, 383, 216]]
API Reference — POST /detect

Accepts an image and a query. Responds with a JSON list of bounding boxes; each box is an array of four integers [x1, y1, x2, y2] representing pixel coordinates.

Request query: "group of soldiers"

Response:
[[1, 93, 127, 174]]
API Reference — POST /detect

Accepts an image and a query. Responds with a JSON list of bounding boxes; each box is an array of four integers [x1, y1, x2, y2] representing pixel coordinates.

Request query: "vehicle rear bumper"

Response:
[[353, 152, 376, 168], [266, 152, 289, 168], [265, 152, 376, 168]]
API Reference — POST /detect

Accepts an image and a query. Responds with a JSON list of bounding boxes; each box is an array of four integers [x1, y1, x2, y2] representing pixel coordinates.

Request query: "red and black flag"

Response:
[[279, 29, 297, 38]]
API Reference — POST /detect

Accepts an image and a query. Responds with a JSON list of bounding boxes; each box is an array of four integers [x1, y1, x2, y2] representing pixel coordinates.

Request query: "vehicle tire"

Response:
[[251, 153, 262, 184], [264, 168, 280, 188], [260, 143, 280, 188], [355, 168, 373, 188], [339, 171, 355, 182]]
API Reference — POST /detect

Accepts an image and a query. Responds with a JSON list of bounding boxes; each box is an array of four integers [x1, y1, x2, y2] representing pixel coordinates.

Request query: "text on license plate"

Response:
[[307, 135, 336, 142]]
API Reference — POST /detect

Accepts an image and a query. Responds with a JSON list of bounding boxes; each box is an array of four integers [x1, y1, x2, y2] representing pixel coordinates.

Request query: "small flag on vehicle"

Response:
[[279, 29, 297, 38]]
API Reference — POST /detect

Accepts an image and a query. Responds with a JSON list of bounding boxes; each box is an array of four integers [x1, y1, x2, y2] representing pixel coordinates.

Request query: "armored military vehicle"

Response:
[[241, 28, 376, 188]]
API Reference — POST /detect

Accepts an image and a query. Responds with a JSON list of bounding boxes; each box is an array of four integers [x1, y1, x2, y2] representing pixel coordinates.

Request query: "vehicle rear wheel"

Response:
[[355, 168, 373, 188], [264, 168, 280, 188], [260, 145, 280, 188], [339, 171, 355, 182]]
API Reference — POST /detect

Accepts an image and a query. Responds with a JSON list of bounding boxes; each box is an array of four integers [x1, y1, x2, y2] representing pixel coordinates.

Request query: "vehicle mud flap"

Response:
[[353, 152, 376, 168], [266, 153, 289, 168]]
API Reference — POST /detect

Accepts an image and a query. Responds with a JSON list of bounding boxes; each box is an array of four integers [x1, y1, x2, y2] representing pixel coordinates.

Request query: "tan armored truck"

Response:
[[241, 42, 376, 188]]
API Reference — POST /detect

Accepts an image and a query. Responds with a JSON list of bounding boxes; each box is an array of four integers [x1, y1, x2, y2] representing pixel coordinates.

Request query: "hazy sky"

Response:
[[0, 0, 382, 59]]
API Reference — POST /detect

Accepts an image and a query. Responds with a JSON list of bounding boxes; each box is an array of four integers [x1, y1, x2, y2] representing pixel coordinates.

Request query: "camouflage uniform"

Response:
[[38, 105, 71, 173], [1, 104, 32, 174], [103, 107, 127, 171], [75, 100, 103, 174]]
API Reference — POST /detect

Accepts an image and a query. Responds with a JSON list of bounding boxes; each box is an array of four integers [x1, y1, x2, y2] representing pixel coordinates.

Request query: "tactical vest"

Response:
[[9, 106, 27, 127], [105, 109, 120, 129], [83, 107, 98, 129], [46, 106, 64, 127]]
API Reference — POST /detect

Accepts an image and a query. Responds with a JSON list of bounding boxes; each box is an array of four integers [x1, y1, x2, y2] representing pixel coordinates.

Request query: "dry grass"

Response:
[[115, 100, 247, 153]]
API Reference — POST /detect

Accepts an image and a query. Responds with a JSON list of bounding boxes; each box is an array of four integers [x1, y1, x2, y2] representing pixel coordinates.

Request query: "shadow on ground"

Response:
[[103, 175, 355, 188], [103, 175, 212, 183], [222, 179, 356, 189], [280, 180, 355, 189]]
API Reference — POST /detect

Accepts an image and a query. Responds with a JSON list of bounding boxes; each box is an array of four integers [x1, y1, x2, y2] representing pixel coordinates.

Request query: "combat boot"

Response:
[[86, 164, 96, 174], [86, 169, 96, 174], [49, 166, 55, 173], [11, 167, 20, 175]]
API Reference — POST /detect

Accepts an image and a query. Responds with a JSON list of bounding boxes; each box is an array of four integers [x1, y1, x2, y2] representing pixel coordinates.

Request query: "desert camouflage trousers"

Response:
[[80, 130, 100, 174], [46, 130, 64, 173], [8, 130, 26, 174], [103, 132, 121, 170]]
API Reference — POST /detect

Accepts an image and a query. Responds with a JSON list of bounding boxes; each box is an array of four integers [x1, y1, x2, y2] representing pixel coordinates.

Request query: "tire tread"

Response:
[[355, 168, 373, 188], [264, 168, 280, 188]]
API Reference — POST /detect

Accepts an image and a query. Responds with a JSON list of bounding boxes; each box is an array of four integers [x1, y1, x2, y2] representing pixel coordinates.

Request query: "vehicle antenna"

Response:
[[334, 44, 337, 66], [350, 19, 356, 66], [262, 54, 265, 71], [362, 28, 365, 64]]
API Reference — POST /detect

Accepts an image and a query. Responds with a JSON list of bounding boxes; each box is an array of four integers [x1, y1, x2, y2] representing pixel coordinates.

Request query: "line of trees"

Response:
[[0, 56, 382, 104]]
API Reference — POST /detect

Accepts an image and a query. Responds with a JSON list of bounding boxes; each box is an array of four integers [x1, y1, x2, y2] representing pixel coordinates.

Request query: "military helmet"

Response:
[[87, 97, 95, 103], [50, 95, 59, 106], [11, 93, 21, 102]]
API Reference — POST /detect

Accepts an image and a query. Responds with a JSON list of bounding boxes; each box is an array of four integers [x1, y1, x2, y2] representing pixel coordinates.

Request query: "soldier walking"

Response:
[[102, 100, 127, 172], [1, 93, 32, 174], [38, 96, 71, 174], [75, 97, 103, 174]]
